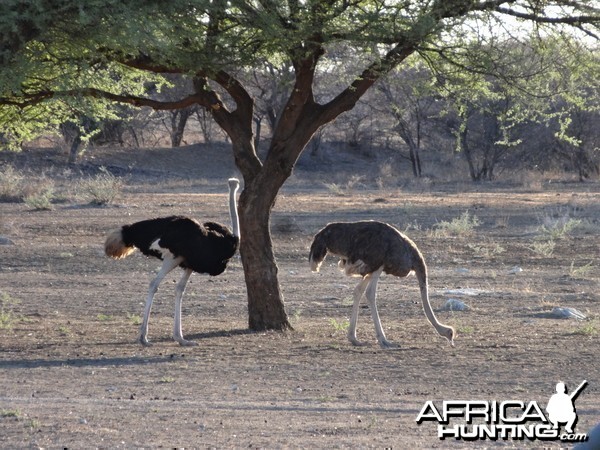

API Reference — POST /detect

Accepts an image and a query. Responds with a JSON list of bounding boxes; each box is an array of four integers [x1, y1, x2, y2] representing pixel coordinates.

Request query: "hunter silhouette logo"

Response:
[[416, 380, 589, 442], [546, 380, 587, 434]]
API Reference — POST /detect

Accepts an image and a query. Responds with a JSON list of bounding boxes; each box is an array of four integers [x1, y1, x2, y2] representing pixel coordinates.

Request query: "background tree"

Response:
[[431, 32, 599, 181], [1, 1, 599, 330], [244, 60, 295, 150], [376, 62, 439, 178]]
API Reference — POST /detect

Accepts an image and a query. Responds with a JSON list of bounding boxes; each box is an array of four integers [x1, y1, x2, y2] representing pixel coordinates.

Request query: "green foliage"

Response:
[[467, 242, 505, 258], [329, 318, 349, 335], [1, 1, 598, 151], [539, 217, 581, 240], [56, 325, 72, 336], [96, 313, 113, 321], [569, 261, 594, 279], [0, 0, 168, 147], [159, 376, 175, 384], [429, 32, 600, 180], [0, 292, 20, 330], [0, 409, 20, 418], [530, 210, 582, 257], [529, 239, 556, 257], [433, 211, 480, 237], [572, 320, 598, 337]]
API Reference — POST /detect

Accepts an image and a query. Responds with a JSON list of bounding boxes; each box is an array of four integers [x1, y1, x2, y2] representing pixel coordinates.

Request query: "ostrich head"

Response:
[[442, 325, 455, 346]]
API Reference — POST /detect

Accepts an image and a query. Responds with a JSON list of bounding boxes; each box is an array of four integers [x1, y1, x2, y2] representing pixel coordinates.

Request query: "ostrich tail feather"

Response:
[[309, 232, 328, 272]]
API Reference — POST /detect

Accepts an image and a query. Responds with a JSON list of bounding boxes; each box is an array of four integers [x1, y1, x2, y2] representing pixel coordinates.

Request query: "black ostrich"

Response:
[[105, 178, 240, 346], [309, 221, 454, 348]]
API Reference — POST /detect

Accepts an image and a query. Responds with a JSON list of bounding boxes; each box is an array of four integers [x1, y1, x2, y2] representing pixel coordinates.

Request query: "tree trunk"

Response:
[[460, 127, 479, 181], [234, 136, 296, 330], [407, 141, 422, 178], [238, 183, 291, 330], [67, 133, 82, 164], [170, 107, 193, 147]]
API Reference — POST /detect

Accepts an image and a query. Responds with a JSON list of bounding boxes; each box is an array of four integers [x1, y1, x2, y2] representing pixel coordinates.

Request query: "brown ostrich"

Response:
[[309, 221, 454, 348]]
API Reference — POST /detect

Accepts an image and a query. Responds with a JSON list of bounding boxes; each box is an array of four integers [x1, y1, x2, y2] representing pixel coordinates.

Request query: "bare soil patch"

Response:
[[1, 146, 599, 448]]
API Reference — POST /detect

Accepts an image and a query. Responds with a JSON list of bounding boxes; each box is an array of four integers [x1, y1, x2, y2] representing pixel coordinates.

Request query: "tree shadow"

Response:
[[0, 355, 176, 370], [186, 327, 257, 340], [0, 328, 255, 370]]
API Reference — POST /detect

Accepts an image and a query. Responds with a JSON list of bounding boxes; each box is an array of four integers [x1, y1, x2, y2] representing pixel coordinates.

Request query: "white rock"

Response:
[[442, 299, 470, 311], [550, 307, 586, 320], [0, 236, 14, 245], [441, 288, 484, 296]]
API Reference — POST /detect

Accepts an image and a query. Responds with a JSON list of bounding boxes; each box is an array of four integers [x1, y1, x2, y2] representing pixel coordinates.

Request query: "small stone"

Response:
[[0, 236, 15, 245], [442, 299, 470, 311]]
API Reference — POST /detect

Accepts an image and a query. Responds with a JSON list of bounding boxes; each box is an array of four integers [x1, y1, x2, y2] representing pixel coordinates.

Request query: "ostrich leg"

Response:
[[173, 268, 196, 346], [139, 256, 182, 346], [365, 266, 398, 349], [347, 276, 371, 346]]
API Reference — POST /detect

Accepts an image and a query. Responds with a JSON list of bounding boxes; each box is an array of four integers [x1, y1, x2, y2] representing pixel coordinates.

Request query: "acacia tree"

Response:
[[1, 0, 598, 330], [434, 33, 600, 181], [376, 63, 440, 178]]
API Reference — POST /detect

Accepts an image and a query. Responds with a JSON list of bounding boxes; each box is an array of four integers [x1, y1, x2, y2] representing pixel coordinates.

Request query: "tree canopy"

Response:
[[1, 0, 598, 330]]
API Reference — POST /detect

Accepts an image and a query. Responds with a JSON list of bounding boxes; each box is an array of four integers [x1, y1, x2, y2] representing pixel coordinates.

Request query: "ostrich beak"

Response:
[[447, 330, 455, 347], [448, 328, 456, 347]]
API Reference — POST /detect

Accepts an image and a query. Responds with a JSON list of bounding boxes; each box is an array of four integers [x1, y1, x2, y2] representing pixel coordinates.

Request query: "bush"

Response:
[[433, 210, 480, 237], [24, 187, 55, 210], [78, 168, 124, 205], [0, 165, 24, 202]]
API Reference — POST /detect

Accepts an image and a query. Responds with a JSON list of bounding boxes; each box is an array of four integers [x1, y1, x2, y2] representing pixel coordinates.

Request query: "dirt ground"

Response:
[[0, 145, 599, 449]]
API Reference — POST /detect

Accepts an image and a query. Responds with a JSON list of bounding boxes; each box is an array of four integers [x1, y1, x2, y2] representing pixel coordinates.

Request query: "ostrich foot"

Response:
[[348, 336, 368, 347], [138, 335, 152, 346], [175, 337, 198, 347], [378, 339, 399, 349]]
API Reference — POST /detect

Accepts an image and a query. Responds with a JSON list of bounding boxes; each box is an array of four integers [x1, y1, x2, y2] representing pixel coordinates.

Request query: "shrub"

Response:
[[433, 210, 480, 237], [0, 292, 19, 330], [529, 239, 556, 257], [0, 165, 24, 202], [78, 167, 124, 205], [23, 178, 55, 210], [539, 217, 581, 240]]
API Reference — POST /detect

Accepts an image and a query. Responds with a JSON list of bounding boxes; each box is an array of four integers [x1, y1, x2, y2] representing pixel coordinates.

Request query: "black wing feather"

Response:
[[121, 216, 239, 276], [121, 216, 185, 258]]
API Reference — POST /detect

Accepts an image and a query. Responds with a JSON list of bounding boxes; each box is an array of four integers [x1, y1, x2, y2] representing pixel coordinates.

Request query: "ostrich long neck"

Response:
[[228, 179, 240, 238], [420, 279, 445, 334], [416, 261, 451, 338]]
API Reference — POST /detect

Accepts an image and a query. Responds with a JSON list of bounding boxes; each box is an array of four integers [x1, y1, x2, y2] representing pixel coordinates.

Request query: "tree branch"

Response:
[[318, 40, 416, 126], [494, 6, 600, 26], [0, 87, 221, 111]]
